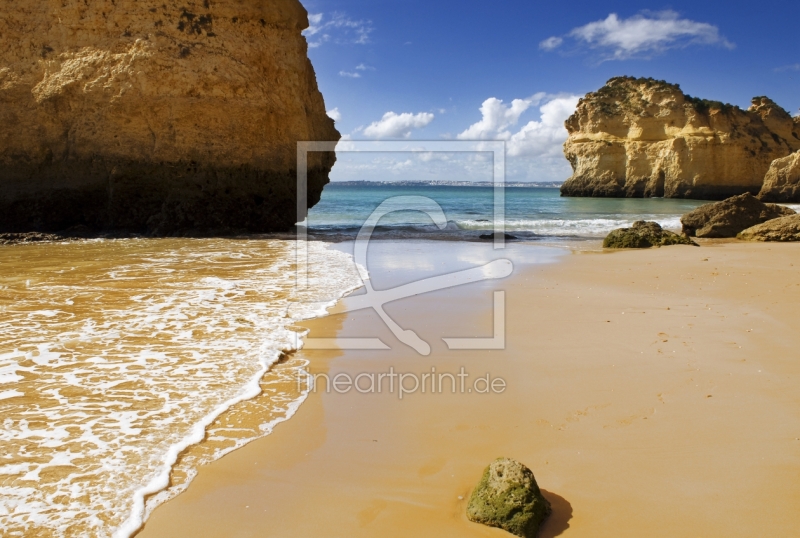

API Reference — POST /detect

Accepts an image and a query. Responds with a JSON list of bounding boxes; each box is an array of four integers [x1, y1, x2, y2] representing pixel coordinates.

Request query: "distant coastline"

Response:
[[329, 180, 564, 188]]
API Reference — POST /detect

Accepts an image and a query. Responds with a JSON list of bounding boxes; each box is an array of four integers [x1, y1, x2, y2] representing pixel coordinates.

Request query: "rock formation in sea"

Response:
[[758, 151, 800, 203], [680, 193, 796, 238], [738, 214, 800, 242], [0, 0, 338, 234], [466, 458, 551, 538], [603, 221, 696, 249], [561, 77, 800, 200]]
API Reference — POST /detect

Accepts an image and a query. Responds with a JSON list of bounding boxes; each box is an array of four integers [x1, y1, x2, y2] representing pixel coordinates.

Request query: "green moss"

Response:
[[603, 76, 679, 92], [603, 221, 697, 249], [466, 459, 551, 538], [603, 229, 653, 248], [684, 95, 739, 115], [586, 77, 795, 122]]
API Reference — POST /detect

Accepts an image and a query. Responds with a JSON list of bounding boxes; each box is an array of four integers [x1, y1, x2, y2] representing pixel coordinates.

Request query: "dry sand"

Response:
[[137, 240, 800, 537]]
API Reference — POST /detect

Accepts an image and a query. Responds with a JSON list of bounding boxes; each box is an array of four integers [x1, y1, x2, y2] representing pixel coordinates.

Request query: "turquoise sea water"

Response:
[[307, 184, 708, 241]]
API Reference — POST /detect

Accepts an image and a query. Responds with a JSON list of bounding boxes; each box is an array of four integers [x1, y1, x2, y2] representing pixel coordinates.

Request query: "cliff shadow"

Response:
[[538, 490, 572, 538]]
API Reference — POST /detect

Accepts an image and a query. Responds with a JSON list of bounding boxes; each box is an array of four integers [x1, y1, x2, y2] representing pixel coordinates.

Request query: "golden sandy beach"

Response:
[[137, 240, 800, 537]]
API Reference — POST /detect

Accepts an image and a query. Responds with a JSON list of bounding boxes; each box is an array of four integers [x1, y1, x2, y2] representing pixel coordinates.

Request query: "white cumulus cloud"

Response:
[[327, 108, 342, 122], [361, 112, 435, 139], [458, 94, 580, 156], [458, 94, 546, 141], [506, 96, 581, 157], [307, 13, 324, 30], [539, 36, 563, 51], [339, 64, 375, 79], [331, 94, 580, 182], [541, 10, 733, 60], [304, 13, 374, 48], [457, 94, 581, 180]]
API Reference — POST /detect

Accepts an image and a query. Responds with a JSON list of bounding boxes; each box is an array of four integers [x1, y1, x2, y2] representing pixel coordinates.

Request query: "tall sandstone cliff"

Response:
[[0, 0, 338, 234], [561, 77, 800, 200]]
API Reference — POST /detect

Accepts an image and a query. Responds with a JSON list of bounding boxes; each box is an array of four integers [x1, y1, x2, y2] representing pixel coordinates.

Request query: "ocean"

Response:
[[306, 184, 708, 241], [0, 184, 786, 537]]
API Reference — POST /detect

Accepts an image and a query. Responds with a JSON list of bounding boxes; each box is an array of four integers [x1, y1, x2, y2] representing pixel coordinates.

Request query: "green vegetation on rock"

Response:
[[466, 458, 551, 538], [737, 214, 800, 241], [603, 221, 697, 249], [684, 95, 738, 114]]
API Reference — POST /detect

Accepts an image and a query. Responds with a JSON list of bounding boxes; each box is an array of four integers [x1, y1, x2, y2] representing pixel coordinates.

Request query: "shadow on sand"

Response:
[[538, 490, 573, 538]]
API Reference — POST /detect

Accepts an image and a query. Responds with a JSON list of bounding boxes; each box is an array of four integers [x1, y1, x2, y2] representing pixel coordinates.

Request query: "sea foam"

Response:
[[456, 216, 684, 236], [0, 238, 363, 538]]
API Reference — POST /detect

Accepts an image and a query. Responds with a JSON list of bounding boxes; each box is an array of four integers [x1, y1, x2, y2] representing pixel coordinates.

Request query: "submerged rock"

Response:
[[561, 77, 800, 200], [0, 232, 69, 245], [0, 0, 338, 234], [738, 214, 800, 242], [603, 221, 696, 249], [680, 193, 795, 238], [758, 151, 800, 203], [0, 225, 122, 245], [479, 233, 518, 240], [466, 458, 551, 538]]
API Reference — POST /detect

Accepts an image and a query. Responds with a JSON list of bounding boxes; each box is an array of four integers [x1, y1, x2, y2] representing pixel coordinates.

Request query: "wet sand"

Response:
[[137, 240, 800, 537]]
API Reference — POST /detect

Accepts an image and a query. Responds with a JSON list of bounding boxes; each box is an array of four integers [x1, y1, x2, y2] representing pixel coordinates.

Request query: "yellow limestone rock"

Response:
[[0, 0, 339, 233], [738, 214, 800, 242], [758, 151, 800, 203], [561, 77, 800, 200]]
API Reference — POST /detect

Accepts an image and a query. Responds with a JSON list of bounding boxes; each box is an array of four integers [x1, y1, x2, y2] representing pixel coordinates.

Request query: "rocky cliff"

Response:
[[560, 77, 800, 200], [758, 151, 800, 202], [0, 0, 338, 234]]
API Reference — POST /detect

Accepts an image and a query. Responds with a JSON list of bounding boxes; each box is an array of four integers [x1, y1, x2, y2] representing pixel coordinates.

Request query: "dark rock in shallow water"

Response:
[[737, 214, 800, 242], [680, 193, 795, 238], [479, 233, 517, 240], [603, 221, 696, 249], [0, 232, 68, 245], [467, 458, 551, 538], [0, 225, 146, 245]]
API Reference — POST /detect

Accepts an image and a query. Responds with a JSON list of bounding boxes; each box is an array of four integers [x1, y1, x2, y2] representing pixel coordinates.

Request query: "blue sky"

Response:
[[300, 0, 800, 182]]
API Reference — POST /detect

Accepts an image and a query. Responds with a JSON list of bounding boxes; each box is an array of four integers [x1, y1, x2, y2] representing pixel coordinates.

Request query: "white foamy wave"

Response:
[[0, 238, 363, 538], [457, 216, 683, 236], [0, 354, 22, 385]]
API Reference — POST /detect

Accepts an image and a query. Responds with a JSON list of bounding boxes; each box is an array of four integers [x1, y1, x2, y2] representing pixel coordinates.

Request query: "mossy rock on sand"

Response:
[[466, 458, 551, 538], [737, 214, 800, 241], [603, 221, 697, 249]]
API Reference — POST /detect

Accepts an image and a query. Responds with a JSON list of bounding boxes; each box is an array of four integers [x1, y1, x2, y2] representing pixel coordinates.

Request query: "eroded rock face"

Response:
[[561, 77, 800, 200], [738, 214, 800, 242], [0, 0, 339, 234], [758, 151, 800, 203], [680, 193, 795, 238], [603, 221, 696, 248], [467, 458, 551, 538]]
